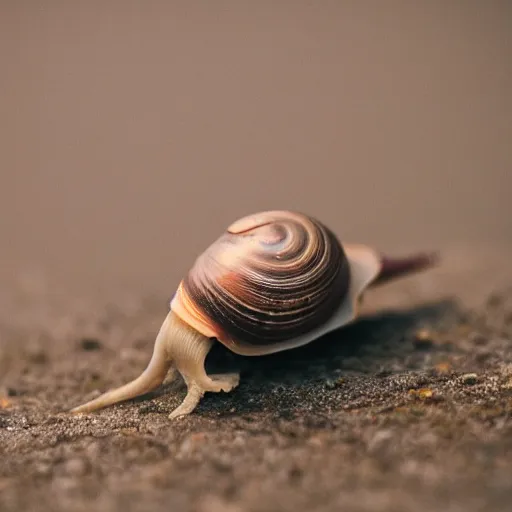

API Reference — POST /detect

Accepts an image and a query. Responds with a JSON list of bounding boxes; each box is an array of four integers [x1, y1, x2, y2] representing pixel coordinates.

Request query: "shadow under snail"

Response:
[[70, 210, 439, 419]]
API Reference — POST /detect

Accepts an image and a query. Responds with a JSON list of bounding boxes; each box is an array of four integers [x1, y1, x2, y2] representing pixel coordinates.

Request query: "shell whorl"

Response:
[[172, 211, 351, 350]]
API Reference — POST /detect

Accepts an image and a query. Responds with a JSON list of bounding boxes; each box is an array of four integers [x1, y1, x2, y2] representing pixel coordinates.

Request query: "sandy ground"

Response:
[[1, 245, 512, 512]]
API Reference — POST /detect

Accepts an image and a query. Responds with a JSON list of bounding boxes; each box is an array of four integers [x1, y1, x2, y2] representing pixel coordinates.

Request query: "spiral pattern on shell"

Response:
[[175, 210, 351, 349]]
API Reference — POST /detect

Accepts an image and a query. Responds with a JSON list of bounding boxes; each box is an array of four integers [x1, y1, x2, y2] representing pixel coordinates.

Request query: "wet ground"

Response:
[[1, 245, 512, 512]]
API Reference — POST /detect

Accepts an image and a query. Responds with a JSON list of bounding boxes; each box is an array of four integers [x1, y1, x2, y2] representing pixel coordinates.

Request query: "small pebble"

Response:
[[325, 378, 344, 389], [408, 388, 434, 400], [501, 379, 512, 390], [6, 387, 22, 397], [434, 362, 451, 375], [79, 338, 102, 351], [462, 373, 478, 385], [417, 388, 433, 399]]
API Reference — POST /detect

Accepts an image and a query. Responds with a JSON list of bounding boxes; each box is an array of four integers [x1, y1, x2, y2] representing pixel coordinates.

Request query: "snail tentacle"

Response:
[[372, 251, 440, 286], [70, 311, 174, 414]]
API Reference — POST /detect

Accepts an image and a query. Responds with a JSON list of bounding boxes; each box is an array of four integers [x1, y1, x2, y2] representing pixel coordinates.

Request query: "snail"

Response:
[[70, 210, 439, 419]]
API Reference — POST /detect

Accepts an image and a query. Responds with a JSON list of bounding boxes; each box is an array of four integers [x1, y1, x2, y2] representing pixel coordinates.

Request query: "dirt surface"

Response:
[[2, 4, 511, 511], [1, 246, 512, 512]]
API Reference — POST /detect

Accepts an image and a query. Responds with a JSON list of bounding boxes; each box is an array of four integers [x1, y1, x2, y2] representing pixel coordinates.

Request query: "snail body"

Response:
[[71, 210, 438, 419]]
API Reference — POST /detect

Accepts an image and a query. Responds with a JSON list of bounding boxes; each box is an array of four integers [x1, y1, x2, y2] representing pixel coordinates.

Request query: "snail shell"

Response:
[[170, 210, 381, 356]]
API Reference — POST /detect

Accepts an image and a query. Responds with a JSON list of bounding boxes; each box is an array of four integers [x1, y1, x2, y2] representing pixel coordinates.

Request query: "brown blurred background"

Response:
[[1, 1, 511, 296]]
